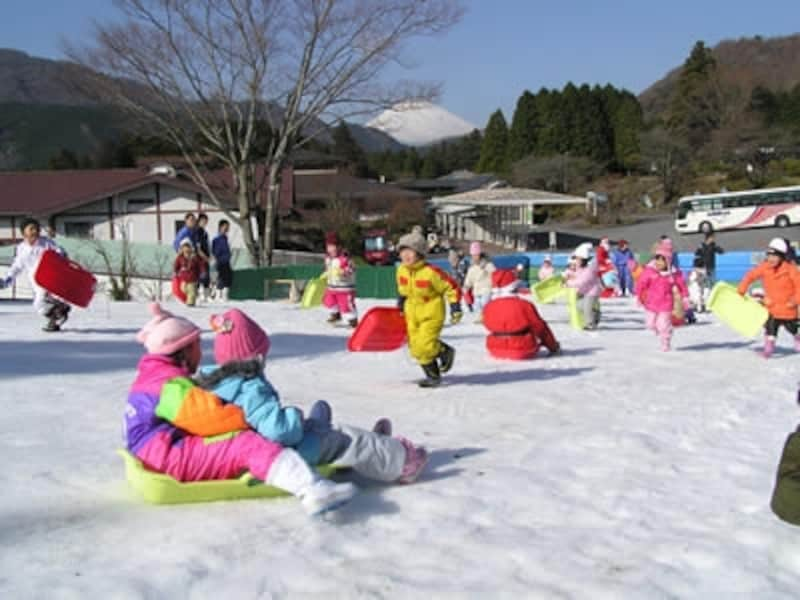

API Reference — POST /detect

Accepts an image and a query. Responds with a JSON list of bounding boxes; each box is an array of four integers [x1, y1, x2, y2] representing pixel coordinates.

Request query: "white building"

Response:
[[0, 165, 251, 248]]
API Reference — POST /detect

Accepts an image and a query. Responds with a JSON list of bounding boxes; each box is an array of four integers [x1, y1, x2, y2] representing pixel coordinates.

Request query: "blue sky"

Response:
[[2, 0, 799, 126]]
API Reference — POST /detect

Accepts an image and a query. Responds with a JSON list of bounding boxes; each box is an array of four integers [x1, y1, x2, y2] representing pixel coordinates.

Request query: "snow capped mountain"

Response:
[[367, 101, 477, 147]]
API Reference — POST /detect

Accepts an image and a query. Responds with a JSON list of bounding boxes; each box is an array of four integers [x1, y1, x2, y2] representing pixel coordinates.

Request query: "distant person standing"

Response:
[[612, 240, 635, 296], [173, 212, 198, 252], [195, 213, 212, 302], [694, 233, 724, 285], [212, 219, 233, 303]]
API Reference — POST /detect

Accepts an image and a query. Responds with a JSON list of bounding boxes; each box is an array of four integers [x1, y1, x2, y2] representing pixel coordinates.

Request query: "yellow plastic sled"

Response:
[[707, 282, 769, 338], [301, 276, 327, 309], [118, 450, 336, 505], [566, 288, 586, 331], [532, 275, 566, 304]]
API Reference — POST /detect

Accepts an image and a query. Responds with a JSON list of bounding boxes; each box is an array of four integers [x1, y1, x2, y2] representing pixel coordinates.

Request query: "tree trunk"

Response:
[[261, 162, 282, 267]]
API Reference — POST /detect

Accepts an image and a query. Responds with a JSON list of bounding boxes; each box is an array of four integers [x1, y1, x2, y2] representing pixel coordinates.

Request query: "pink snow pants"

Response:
[[645, 310, 672, 350], [137, 430, 283, 482], [323, 288, 357, 320]]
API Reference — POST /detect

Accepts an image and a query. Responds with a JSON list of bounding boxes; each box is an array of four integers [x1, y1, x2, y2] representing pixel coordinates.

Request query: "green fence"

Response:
[[230, 264, 399, 300]]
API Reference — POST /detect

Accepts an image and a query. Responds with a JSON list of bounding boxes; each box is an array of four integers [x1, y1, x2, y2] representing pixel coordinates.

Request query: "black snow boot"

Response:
[[327, 312, 341, 324], [418, 361, 441, 388], [437, 343, 455, 373]]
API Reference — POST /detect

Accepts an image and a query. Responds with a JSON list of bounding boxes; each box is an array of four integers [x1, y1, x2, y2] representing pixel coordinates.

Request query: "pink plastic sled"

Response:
[[347, 307, 407, 352], [33, 250, 96, 307]]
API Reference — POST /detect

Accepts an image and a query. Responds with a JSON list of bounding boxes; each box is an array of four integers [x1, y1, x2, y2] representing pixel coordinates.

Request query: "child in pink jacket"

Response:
[[124, 303, 356, 515], [636, 244, 689, 351], [565, 243, 602, 330]]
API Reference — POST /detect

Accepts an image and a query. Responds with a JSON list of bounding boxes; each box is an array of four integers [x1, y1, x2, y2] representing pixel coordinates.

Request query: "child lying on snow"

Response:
[[125, 303, 356, 515], [194, 308, 429, 484]]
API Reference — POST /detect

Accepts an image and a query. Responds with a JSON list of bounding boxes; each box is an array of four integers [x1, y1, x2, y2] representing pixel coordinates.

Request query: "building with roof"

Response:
[[431, 186, 590, 250], [0, 161, 423, 250]]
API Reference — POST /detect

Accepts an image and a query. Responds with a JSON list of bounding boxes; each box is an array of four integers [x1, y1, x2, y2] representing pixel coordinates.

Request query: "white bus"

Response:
[[675, 185, 800, 234]]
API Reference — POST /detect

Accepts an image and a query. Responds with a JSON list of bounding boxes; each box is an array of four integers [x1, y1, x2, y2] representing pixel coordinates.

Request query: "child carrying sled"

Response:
[[195, 309, 429, 483], [635, 241, 689, 352], [396, 228, 462, 387], [125, 303, 356, 515], [564, 243, 602, 330], [738, 238, 800, 358], [321, 232, 358, 328], [0, 217, 70, 331]]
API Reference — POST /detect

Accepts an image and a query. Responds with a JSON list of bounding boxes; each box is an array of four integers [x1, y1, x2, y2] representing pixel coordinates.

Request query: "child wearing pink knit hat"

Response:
[[124, 303, 356, 515], [195, 308, 429, 484]]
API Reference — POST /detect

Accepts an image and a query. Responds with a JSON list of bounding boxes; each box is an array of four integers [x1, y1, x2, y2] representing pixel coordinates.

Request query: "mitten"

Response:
[[450, 303, 463, 324]]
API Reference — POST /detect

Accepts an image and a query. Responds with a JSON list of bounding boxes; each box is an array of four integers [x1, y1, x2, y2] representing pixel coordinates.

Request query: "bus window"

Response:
[[677, 203, 692, 219]]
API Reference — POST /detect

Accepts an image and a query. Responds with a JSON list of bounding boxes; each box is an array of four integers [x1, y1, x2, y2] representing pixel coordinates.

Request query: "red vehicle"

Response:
[[363, 229, 394, 265]]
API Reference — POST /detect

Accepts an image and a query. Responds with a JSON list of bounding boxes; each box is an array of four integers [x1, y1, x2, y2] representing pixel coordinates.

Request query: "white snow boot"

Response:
[[266, 449, 356, 516]]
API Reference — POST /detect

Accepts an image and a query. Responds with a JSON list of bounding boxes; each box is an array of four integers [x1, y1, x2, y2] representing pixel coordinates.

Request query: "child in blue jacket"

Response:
[[195, 309, 429, 483]]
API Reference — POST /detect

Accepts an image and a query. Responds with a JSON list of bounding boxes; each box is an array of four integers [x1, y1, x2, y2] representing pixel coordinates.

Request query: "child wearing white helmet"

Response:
[[564, 243, 602, 330], [738, 238, 800, 358]]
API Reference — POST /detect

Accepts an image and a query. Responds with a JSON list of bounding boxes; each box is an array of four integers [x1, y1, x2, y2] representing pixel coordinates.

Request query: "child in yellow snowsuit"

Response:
[[396, 229, 462, 387]]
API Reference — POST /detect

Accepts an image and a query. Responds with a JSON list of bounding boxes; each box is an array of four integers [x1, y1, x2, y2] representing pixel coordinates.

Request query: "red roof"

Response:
[[0, 169, 231, 216]]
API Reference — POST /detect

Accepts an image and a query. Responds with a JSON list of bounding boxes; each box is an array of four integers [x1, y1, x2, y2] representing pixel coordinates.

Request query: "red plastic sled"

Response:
[[347, 307, 407, 352], [171, 277, 188, 304], [33, 250, 96, 307]]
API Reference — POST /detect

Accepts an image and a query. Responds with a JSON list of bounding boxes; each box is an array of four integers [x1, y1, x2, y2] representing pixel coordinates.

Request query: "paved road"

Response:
[[552, 215, 800, 254]]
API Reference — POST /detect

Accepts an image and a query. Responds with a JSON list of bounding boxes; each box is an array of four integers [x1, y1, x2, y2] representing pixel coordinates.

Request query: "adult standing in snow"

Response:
[[195, 213, 212, 302], [694, 233, 724, 286], [612, 240, 635, 296], [212, 219, 233, 302], [173, 213, 198, 252]]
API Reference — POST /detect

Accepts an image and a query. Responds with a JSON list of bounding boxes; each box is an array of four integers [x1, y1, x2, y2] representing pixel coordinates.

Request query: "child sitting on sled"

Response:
[[396, 228, 462, 387], [125, 303, 356, 515], [738, 238, 800, 358], [0, 217, 71, 331], [195, 308, 429, 483], [321, 232, 358, 328]]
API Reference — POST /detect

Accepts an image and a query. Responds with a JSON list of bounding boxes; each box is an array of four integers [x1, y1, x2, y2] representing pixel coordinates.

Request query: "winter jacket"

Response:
[[174, 254, 204, 283], [695, 241, 724, 271], [397, 261, 460, 365], [464, 259, 496, 297], [483, 296, 559, 359], [324, 253, 356, 290], [565, 262, 602, 297], [212, 234, 231, 265], [538, 264, 555, 281], [196, 227, 210, 259], [196, 361, 320, 464], [612, 248, 634, 272], [173, 225, 197, 252], [124, 354, 248, 456], [450, 258, 469, 287], [6, 237, 64, 287], [636, 266, 689, 313], [738, 261, 800, 320], [596, 244, 613, 269]]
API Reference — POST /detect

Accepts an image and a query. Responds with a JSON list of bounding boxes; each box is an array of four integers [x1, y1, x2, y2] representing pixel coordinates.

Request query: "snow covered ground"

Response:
[[1, 296, 800, 598]]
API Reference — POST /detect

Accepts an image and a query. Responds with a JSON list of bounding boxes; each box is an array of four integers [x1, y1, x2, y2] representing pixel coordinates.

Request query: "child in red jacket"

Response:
[[174, 239, 205, 306], [482, 269, 561, 360]]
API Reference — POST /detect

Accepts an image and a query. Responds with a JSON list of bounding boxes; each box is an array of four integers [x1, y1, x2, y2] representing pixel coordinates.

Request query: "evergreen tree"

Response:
[[534, 88, 561, 156], [508, 90, 539, 162], [421, 153, 443, 178], [611, 92, 644, 172], [48, 148, 80, 170], [477, 109, 510, 174], [402, 148, 421, 177], [668, 41, 722, 151], [571, 84, 613, 163]]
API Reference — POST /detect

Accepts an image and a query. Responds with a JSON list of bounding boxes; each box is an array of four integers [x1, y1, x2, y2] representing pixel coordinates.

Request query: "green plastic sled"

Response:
[[533, 275, 566, 304], [566, 288, 586, 331], [707, 282, 768, 338], [301, 276, 327, 309], [118, 450, 337, 505]]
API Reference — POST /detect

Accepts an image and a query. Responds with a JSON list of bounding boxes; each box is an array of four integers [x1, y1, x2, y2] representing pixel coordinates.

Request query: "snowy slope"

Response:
[[2, 297, 800, 597], [367, 101, 477, 147]]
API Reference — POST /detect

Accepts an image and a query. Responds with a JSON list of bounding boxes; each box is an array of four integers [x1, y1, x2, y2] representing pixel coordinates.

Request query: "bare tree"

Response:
[[67, 0, 464, 266]]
